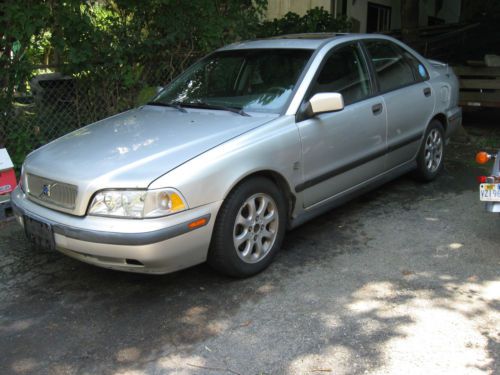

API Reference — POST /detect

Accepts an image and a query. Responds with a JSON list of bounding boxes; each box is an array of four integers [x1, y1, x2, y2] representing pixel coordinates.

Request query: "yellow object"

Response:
[[170, 192, 186, 211]]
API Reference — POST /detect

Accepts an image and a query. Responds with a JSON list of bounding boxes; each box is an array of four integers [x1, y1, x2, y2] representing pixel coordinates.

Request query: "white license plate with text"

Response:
[[480, 183, 500, 201]]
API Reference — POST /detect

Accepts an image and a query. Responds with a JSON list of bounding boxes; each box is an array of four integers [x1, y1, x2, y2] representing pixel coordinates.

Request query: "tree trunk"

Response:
[[401, 0, 419, 43]]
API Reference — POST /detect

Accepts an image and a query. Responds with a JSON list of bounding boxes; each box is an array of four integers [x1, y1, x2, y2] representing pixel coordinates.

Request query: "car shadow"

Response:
[[0, 137, 498, 374]]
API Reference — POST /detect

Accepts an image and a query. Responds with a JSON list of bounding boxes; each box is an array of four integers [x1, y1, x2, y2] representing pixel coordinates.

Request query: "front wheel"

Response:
[[414, 120, 445, 181], [208, 177, 286, 278]]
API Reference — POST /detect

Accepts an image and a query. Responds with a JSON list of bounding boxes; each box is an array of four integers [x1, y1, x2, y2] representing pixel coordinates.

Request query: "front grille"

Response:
[[26, 174, 78, 210]]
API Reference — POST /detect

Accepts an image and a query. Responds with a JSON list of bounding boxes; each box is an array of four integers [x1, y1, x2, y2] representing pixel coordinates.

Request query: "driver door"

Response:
[[296, 42, 387, 207]]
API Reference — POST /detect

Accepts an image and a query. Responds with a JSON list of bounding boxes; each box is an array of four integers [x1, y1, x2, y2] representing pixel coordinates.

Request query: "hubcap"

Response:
[[233, 193, 279, 264], [424, 129, 443, 173]]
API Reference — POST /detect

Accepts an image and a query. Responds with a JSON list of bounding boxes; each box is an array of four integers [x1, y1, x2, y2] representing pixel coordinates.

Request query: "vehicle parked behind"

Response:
[[476, 150, 500, 212]]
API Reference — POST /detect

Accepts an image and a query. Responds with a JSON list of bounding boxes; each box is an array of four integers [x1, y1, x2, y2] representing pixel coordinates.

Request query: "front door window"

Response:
[[309, 43, 372, 106]]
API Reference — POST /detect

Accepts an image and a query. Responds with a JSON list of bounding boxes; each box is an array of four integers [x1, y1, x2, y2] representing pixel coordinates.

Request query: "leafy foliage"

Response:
[[0, 0, 352, 169], [0, 1, 50, 153], [259, 7, 352, 37]]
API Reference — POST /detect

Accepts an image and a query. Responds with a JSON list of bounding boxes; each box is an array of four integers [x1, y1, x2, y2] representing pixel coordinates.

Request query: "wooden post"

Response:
[[401, 0, 419, 43]]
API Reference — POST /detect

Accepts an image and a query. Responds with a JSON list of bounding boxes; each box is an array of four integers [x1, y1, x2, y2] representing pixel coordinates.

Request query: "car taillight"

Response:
[[477, 176, 500, 183], [477, 176, 488, 183]]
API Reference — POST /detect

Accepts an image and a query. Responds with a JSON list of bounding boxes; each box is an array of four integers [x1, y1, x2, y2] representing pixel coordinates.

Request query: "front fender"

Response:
[[149, 116, 302, 210]]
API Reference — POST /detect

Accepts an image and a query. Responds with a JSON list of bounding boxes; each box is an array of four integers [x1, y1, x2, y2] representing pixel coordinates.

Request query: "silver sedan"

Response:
[[12, 33, 462, 277]]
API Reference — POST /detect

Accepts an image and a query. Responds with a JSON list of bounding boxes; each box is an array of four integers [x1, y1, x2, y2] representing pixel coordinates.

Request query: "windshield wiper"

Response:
[[181, 102, 251, 117], [146, 101, 187, 113]]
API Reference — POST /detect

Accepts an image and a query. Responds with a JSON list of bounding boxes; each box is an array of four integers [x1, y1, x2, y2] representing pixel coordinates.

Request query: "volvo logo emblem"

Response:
[[40, 184, 52, 198]]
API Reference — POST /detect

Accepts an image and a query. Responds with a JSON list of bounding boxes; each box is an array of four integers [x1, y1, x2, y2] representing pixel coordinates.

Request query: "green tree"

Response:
[[0, 1, 50, 147]]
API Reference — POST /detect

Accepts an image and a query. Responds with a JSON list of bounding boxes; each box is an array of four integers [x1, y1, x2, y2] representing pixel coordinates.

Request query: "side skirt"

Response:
[[289, 160, 417, 229]]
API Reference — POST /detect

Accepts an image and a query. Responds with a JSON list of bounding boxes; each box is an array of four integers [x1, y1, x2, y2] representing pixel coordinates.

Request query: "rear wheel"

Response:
[[208, 177, 286, 278], [414, 120, 445, 181]]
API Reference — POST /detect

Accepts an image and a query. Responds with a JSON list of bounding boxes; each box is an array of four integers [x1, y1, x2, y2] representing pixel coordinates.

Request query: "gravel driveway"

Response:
[[0, 115, 499, 375]]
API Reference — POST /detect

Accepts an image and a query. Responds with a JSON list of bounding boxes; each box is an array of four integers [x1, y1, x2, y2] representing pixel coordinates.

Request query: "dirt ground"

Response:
[[0, 110, 499, 375]]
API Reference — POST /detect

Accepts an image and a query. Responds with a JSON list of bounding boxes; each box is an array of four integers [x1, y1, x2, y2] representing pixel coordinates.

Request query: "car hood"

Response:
[[25, 105, 276, 190]]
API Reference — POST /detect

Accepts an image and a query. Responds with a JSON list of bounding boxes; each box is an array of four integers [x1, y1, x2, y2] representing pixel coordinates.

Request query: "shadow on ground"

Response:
[[0, 115, 499, 375]]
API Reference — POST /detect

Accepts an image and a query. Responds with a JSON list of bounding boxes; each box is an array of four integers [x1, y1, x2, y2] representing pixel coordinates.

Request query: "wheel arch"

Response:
[[222, 170, 296, 227], [430, 113, 447, 134]]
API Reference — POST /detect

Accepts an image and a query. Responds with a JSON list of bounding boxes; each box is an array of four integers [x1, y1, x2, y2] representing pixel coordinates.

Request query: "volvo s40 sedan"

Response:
[[12, 33, 462, 277]]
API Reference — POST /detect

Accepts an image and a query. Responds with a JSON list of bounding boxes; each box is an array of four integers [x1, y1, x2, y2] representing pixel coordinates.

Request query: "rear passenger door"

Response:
[[364, 40, 434, 170], [296, 42, 387, 208]]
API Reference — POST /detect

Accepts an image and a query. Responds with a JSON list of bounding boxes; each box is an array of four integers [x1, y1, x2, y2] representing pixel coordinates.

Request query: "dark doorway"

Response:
[[367, 2, 392, 33]]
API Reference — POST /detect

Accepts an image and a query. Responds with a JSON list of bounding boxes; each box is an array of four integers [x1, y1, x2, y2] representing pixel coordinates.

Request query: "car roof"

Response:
[[218, 33, 351, 51], [217, 33, 392, 51]]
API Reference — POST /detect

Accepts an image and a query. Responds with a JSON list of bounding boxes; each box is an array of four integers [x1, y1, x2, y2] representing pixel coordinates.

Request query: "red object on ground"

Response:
[[0, 168, 16, 195]]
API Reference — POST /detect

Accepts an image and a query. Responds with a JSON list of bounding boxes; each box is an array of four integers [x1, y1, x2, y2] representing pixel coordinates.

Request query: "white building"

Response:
[[266, 0, 462, 33]]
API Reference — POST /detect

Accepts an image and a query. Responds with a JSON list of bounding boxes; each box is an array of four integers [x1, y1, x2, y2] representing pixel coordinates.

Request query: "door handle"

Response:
[[372, 103, 383, 115], [423, 87, 431, 97]]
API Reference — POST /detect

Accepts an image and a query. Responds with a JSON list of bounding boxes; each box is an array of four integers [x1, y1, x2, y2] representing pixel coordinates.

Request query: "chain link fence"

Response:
[[0, 58, 195, 170]]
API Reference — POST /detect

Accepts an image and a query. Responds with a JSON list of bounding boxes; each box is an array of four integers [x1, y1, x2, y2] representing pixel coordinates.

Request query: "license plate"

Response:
[[479, 183, 500, 202], [24, 215, 55, 250]]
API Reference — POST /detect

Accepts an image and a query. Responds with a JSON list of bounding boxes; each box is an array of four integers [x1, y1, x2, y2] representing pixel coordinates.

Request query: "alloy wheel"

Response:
[[424, 128, 443, 173], [233, 193, 279, 264]]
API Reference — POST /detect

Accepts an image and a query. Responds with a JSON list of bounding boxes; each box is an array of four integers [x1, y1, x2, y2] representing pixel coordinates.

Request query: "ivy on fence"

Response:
[[0, 1, 350, 169]]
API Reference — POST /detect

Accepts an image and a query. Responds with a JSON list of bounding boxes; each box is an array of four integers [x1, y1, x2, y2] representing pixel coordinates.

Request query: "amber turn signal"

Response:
[[475, 151, 491, 164], [188, 218, 207, 230]]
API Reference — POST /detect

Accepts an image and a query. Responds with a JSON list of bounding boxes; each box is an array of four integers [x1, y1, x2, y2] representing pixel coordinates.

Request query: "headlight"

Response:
[[88, 188, 187, 218]]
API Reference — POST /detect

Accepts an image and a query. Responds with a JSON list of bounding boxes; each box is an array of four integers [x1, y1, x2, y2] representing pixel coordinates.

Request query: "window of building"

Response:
[[367, 2, 392, 33]]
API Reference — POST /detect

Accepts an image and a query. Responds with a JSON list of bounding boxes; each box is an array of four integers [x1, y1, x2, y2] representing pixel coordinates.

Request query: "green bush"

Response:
[[259, 7, 352, 37], [1, 1, 353, 170]]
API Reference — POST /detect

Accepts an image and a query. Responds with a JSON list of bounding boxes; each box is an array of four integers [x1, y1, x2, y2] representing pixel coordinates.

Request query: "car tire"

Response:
[[208, 177, 287, 278], [414, 120, 445, 182]]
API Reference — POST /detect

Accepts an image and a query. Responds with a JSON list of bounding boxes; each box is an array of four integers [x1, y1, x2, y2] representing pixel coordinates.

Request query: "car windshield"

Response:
[[152, 49, 313, 114]]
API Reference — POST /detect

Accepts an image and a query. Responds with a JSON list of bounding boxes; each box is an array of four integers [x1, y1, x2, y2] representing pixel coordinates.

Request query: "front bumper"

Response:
[[11, 187, 222, 274], [485, 201, 500, 213]]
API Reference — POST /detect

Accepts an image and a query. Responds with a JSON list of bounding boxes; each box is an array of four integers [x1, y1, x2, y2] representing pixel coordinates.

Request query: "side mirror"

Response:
[[309, 92, 344, 114], [296, 92, 345, 122]]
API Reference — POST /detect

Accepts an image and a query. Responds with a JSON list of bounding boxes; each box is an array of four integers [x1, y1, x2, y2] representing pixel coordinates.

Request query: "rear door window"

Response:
[[364, 40, 422, 93], [401, 48, 429, 81]]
